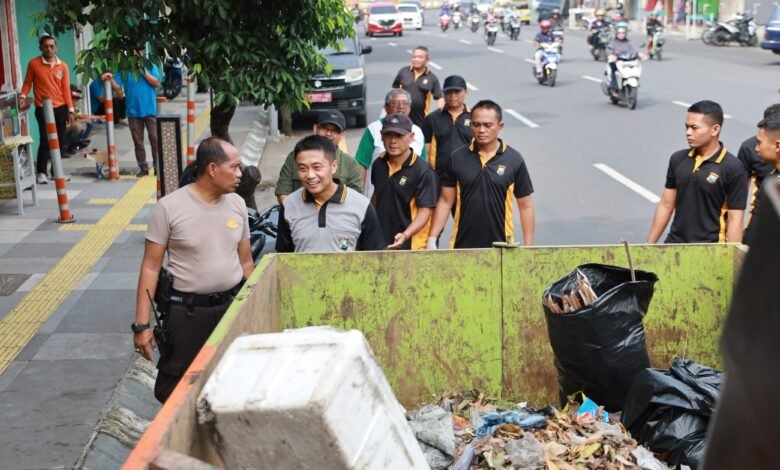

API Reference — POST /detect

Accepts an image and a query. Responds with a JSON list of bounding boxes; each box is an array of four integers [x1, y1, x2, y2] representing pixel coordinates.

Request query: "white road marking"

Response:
[[523, 58, 535, 64], [388, 42, 397, 47], [459, 39, 472, 44], [428, 61, 443, 70], [506, 109, 540, 128], [673, 100, 732, 118], [406, 49, 413, 54], [371, 37, 377, 41], [488, 46, 504, 54], [524, 39, 534, 44], [423, 30, 431, 34], [466, 81, 479, 91], [582, 75, 602, 83], [594, 164, 661, 203]]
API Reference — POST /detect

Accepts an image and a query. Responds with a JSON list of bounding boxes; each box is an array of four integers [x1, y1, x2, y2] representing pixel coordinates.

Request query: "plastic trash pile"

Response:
[[407, 390, 671, 470]]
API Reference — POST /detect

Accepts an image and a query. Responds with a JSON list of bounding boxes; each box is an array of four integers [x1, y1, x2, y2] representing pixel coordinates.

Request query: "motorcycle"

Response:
[[162, 57, 184, 100], [591, 25, 612, 61], [649, 25, 665, 60], [440, 13, 451, 32], [470, 14, 481, 32], [552, 25, 564, 54], [601, 50, 643, 110], [710, 13, 758, 46], [248, 205, 280, 265], [453, 11, 462, 29], [533, 42, 561, 87], [509, 16, 521, 40], [485, 20, 499, 45]]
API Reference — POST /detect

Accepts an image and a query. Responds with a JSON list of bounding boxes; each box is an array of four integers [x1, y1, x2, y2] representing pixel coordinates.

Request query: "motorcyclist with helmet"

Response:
[[550, 8, 563, 29], [534, 20, 557, 78], [645, 12, 663, 56], [606, 22, 638, 91], [588, 9, 611, 48]]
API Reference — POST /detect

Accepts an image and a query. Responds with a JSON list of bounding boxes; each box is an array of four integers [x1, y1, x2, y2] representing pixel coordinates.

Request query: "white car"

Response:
[[398, 3, 423, 30], [365, 2, 404, 37]]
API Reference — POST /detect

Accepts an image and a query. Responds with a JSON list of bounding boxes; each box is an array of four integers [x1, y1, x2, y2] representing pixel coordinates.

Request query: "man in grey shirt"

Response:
[[276, 135, 385, 253]]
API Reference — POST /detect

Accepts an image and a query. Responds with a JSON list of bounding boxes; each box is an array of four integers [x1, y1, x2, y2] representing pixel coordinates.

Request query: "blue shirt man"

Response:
[[89, 75, 125, 122], [103, 63, 162, 176]]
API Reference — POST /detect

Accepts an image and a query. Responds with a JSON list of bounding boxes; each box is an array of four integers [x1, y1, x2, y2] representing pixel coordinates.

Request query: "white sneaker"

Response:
[[37, 173, 48, 184]]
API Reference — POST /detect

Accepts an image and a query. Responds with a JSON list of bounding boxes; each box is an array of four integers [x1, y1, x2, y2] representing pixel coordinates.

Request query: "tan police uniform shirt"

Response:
[[146, 185, 250, 294]]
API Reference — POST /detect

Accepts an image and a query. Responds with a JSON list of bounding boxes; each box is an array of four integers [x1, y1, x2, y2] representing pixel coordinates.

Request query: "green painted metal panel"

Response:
[[275, 250, 504, 407], [501, 244, 734, 406]]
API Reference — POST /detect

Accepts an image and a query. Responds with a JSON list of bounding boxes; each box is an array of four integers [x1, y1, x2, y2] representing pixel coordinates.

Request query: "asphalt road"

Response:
[[343, 15, 779, 246]]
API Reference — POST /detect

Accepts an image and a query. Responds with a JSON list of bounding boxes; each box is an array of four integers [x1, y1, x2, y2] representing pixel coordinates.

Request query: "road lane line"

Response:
[[506, 109, 539, 128], [466, 81, 479, 91], [523, 58, 535, 64], [428, 61, 443, 70], [459, 39, 472, 44], [488, 46, 504, 53], [594, 164, 661, 203], [406, 49, 413, 54], [388, 42, 397, 47], [582, 75, 602, 83], [524, 39, 534, 44], [673, 100, 732, 118]]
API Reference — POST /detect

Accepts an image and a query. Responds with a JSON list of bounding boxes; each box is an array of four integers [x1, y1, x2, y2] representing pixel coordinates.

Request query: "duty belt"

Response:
[[169, 280, 245, 308]]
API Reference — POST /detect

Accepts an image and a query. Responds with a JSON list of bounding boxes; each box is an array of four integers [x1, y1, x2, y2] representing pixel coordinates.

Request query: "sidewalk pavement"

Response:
[[0, 92, 263, 469]]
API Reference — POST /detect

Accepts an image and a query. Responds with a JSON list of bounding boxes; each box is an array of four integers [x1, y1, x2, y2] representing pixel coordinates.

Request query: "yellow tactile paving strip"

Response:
[[88, 198, 120, 205], [0, 176, 156, 373], [0, 104, 211, 374]]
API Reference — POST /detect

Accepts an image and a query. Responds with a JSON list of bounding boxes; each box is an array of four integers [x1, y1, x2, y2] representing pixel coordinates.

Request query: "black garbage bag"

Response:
[[622, 358, 724, 469], [542, 263, 659, 412]]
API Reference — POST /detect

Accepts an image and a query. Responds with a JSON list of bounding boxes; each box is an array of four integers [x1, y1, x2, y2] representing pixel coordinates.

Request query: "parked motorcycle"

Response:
[[710, 12, 758, 46], [649, 25, 665, 60], [509, 15, 521, 40], [485, 20, 499, 45], [440, 13, 451, 32], [533, 43, 561, 87], [591, 26, 612, 61], [248, 205, 279, 264], [470, 14, 480, 32], [453, 11, 462, 29], [162, 57, 184, 100], [601, 50, 643, 110]]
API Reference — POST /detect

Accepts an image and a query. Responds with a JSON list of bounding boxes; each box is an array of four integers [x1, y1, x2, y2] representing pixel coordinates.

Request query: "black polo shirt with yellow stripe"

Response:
[[422, 104, 473, 183], [392, 66, 443, 128], [665, 144, 748, 243], [370, 150, 438, 250], [441, 139, 534, 249]]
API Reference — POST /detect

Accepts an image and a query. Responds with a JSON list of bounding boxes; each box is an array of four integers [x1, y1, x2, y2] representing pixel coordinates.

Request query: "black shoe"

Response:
[[136, 169, 149, 177]]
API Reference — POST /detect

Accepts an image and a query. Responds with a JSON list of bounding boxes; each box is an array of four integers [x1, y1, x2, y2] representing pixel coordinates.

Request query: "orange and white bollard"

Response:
[[186, 79, 196, 165], [43, 98, 75, 223], [103, 79, 118, 180]]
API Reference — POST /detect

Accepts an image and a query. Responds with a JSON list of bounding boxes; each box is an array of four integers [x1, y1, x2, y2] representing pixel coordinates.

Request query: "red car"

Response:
[[365, 2, 404, 37]]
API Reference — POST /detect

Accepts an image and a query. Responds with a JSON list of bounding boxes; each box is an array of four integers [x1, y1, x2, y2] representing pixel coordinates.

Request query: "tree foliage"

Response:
[[35, 0, 355, 111]]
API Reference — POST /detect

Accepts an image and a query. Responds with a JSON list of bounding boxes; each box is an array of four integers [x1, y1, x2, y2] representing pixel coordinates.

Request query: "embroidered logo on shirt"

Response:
[[55, 70, 63, 79], [706, 172, 719, 184], [339, 239, 349, 250], [399, 176, 408, 186], [423, 79, 429, 85], [226, 218, 239, 229], [497, 165, 506, 176], [464, 119, 471, 126]]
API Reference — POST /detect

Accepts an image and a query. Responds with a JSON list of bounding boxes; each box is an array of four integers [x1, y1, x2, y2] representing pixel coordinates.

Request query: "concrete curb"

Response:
[[74, 355, 161, 469]]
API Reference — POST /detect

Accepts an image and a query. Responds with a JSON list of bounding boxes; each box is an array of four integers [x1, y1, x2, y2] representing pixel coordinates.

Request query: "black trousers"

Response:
[[35, 105, 68, 175], [154, 301, 231, 403]]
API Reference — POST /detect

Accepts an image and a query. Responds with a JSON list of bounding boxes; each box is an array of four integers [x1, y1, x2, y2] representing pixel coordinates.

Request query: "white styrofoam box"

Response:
[[197, 327, 428, 470]]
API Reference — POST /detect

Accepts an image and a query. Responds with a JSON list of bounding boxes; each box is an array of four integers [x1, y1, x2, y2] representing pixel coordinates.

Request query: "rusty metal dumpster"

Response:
[[123, 244, 743, 469]]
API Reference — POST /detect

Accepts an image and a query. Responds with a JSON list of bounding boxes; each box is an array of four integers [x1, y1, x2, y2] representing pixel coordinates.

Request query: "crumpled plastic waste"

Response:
[[406, 404, 456, 470], [475, 410, 547, 437], [505, 433, 545, 468]]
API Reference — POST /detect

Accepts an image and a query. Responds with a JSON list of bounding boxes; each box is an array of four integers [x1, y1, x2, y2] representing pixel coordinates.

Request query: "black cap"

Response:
[[381, 113, 413, 135], [317, 111, 346, 132], [442, 75, 467, 92]]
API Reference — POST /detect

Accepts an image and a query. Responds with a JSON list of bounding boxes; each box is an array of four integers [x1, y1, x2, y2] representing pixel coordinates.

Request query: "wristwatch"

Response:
[[131, 321, 151, 333]]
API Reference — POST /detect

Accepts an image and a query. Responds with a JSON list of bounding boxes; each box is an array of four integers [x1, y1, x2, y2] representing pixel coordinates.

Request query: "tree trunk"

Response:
[[210, 101, 236, 144], [280, 105, 293, 136]]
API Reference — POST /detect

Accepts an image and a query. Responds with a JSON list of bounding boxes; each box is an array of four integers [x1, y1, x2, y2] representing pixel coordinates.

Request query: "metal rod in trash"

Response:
[[186, 79, 196, 164], [103, 79, 118, 180], [42, 98, 75, 223], [622, 240, 636, 282]]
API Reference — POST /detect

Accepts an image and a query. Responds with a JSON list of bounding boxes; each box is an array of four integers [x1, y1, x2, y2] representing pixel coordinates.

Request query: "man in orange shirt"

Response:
[[20, 35, 76, 184]]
